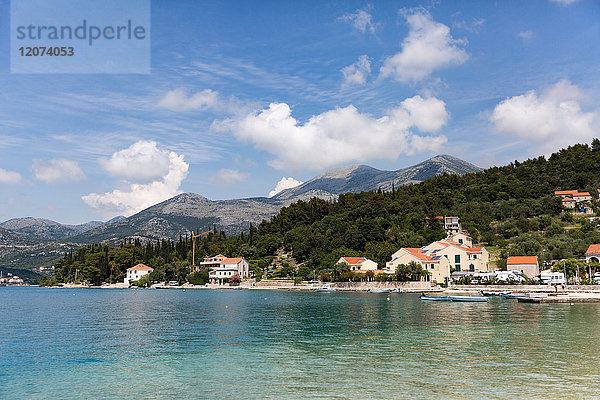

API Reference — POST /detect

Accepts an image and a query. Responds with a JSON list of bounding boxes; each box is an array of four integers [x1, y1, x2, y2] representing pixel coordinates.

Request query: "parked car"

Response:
[[495, 270, 525, 283], [592, 272, 600, 284]]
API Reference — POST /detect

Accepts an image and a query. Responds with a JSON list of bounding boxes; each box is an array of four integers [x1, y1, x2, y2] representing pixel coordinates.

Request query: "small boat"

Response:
[[420, 294, 451, 301], [501, 293, 528, 299], [391, 288, 403, 293], [481, 290, 511, 296], [448, 295, 488, 302], [369, 288, 390, 293], [315, 283, 336, 292]]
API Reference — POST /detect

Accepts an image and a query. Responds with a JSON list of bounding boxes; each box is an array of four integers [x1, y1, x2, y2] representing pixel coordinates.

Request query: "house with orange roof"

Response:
[[197, 255, 249, 282], [507, 256, 539, 278], [562, 198, 576, 208], [585, 244, 600, 263], [386, 233, 489, 284], [385, 247, 451, 284], [554, 190, 578, 198], [572, 192, 592, 202], [126, 263, 154, 284], [422, 236, 489, 274], [336, 256, 378, 271]]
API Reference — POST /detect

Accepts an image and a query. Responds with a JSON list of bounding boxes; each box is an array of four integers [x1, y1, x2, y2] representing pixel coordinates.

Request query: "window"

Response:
[[458, 239, 463, 244], [455, 265, 461, 272], [454, 255, 460, 263], [469, 264, 475, 272], [473, 255, 477, 259]]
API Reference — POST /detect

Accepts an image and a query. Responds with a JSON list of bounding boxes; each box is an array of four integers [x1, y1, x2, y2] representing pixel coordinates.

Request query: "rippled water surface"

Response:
[[1, 287, 599, 399]]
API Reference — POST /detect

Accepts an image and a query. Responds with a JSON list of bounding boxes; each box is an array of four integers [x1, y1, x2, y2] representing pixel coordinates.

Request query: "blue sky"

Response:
[[0, 0, 599, 224]]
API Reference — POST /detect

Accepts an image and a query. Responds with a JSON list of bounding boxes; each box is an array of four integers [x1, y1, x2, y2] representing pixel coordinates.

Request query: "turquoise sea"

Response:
[[1, 287, 599, 399]]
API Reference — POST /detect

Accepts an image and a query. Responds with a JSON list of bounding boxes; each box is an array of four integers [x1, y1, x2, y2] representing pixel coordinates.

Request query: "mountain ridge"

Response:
[[71, 154, 480, 243]]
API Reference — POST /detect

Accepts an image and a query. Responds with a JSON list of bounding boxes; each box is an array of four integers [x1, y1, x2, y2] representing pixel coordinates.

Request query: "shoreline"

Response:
[[25, 282, 600, 294]]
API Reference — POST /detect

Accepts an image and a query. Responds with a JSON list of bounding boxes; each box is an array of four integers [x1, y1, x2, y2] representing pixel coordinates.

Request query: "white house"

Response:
[[572, 192, 592, 202], [199, 255, 249, 282], [126, 264, 154, 284], [562, 198, 576, 208], [506, 256, 539, 278], [336, 257, 378, 271], [555, 190, 578, 198], [425, 216, 462, 235]]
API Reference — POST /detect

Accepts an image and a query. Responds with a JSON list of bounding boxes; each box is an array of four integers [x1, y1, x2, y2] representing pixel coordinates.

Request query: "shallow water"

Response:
[[1, 287, 599, 399]]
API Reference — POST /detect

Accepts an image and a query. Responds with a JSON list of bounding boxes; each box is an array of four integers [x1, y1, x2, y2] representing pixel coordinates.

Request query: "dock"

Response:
[[518, 294, 600, 303]]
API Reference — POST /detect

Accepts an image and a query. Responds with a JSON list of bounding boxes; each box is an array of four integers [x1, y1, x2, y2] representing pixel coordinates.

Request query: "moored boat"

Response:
[[315, 283, 336, 292], [501, 293, 528, 299], [448, 295, 488, 302], [481, 290, 511, 296], [369, 288, 390, 293], [420, 294, 451, 301]]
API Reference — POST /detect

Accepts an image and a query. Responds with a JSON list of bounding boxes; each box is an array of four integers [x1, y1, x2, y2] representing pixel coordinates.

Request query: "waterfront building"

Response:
[[585, 244, 600, 263], [126, 264, 154, 284], [336, 257, 378, 271], [385, 248, 451, 284], [423, 238, 489, 274], [199, 255, 249, 282], [506, 256, 539, 278], [196, 254, 226, 272], [386, 234, 489, 283]]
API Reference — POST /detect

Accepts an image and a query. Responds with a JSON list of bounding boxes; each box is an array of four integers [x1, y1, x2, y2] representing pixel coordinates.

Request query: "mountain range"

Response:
[[0, 155, 480, 268]]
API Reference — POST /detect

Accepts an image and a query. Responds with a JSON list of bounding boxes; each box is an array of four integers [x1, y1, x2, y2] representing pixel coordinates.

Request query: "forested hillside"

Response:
[[50, 142, 600, 285]]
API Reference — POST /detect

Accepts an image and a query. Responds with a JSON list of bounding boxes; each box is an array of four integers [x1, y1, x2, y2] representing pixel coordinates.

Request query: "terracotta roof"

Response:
[[128, 264, 153, 270], [404, 248, 440, 263], [555, 190, 578, 195], [574, 192, 591, 196], [468, 247, 483, 252], [507, 256, 538, 265], [562, 198, 574, 202], [586, 244, 600, 255], [341, 257, 366, 265], [222, 257, 244, 264]]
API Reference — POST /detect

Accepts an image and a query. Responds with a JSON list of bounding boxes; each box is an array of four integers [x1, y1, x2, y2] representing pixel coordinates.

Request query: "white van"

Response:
[[540, 272, 565, 285]]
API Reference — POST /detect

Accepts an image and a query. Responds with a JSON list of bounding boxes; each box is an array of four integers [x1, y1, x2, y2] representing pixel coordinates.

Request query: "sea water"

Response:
[[1, 287, 599, 399]]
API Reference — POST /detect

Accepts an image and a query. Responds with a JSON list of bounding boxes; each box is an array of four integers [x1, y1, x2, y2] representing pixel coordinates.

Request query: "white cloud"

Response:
[[339, 8, 376, 34], [490, 80, 599, 153], [268, 177, 303, 198], [220, 95, 448, 172], [0, 168, 22, 184], [100, 140, 172, 184], [82, 143, 189, 217], [157, 88, 220, 111], [380, 9, 468, 83], [452, 17, 486, 33], [32, 159, 86, 184], [208, 169, 249, 186], [518, 30, 533, 41], [549, 0, 579, 5], [341, 55, 371, 88]]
